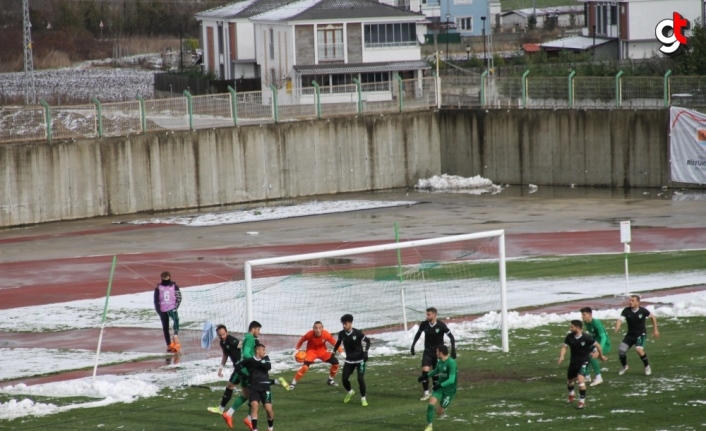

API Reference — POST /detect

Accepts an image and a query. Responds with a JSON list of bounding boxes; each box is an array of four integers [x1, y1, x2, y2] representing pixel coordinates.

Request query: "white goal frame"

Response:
[[244, 230, 509, 352]]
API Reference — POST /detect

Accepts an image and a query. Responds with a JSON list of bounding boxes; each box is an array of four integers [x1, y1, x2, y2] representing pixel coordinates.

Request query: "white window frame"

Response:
[[456, 16, 473, 31]]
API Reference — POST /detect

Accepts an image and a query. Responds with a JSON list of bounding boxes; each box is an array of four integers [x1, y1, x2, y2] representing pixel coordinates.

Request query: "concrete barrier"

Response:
[[0, 112, 440, 227], [0, 109, 673, 228]]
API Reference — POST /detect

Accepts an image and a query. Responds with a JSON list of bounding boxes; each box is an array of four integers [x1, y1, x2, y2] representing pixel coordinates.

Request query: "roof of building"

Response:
[[540, 35, 612, 51], [253, 0, 424, 22], [294, 60, 430, 75], [522, 43, 540, 53], [196, 0, 298, 20], [500, 5, 583, 18]]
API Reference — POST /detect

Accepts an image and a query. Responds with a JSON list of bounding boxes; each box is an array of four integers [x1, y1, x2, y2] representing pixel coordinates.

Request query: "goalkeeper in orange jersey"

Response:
[[287, 321, 344, 390]]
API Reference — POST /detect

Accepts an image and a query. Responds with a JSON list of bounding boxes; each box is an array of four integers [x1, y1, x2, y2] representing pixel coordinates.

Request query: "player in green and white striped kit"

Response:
[[580, 307, 611, 386], [424, 345, 457, 431]]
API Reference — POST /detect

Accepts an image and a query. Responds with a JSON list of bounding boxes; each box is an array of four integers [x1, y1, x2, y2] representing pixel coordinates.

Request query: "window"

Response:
[[317, 25, 344, 61], [269, 29, 274, 60], [364, 23, 417, 48], [456, 17, 472, 31], [454, 0, 472, 4], [360, 72, 390, 83]]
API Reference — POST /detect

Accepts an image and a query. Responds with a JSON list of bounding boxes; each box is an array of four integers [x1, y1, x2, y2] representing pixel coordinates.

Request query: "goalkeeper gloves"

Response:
[[410, 346, 415, 356], [432, 383, 441, 391]]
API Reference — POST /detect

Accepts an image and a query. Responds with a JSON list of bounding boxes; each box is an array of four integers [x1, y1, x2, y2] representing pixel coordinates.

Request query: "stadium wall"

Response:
[[0, 109, 670, 227]]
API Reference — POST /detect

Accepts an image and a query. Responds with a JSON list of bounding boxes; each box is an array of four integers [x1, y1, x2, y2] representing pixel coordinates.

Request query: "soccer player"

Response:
[[614, 294, 660, 376], [580, 307, 611, 386], [222, 321, 288, 430], [207, 325, 241, 415], [233, 343, 275, 431], [153, 271, 182, 353], [558, 320, 607, 409], [332, 314, 371, 406], [423, 345, 457, 431], [288, 321, 344, 390], [410, 307, 456, 400]]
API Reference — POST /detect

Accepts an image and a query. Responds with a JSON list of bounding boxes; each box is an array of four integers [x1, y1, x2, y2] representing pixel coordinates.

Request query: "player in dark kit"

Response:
[[333, 314, 371, 406], [410, 307, 456, 400], [232, 343, 275, 431], [614, 295, 659, 376], [558, 320, 607, 409], [207, 325, 241, 415]]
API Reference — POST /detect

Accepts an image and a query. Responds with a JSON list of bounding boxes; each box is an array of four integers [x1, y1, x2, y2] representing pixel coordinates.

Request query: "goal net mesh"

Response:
[[175, 232, 504, 385]]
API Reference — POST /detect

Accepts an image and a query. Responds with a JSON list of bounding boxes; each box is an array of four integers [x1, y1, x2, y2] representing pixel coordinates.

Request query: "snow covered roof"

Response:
[[196, 0, 298, 20], [252, 0, 423, 22], [541, 35, 612, 51]]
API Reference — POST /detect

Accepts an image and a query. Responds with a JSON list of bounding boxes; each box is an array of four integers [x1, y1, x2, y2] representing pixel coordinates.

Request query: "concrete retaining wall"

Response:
[[1, 109, 672, 228], [440, 109, 669, 188], [0, 112, 440, 227]]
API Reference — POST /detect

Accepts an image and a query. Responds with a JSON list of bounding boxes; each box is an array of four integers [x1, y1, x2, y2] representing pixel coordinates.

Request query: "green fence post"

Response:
[[183, 90, 193, 130], [227, 85, 238, 126], [568, 69, 576, 108], [269, 84, 279, 122], [136, 95, 147, 133], [352, 78, 362, 114], [615, 70, 624, 108], [40, 100, 51, 142], [91, 97, 103, 138], [521, 69, 530, 108], [480, 70, 489, 107], [311, 81, 322, 119], [395, 73, 404, 112], [664, 69, 672, 107]]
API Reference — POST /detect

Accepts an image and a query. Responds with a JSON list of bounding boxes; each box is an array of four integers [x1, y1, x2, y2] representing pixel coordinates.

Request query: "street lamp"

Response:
[[481, 16, 487, 71], [445, 13, 451, 63], [465, 43, 471, 61]]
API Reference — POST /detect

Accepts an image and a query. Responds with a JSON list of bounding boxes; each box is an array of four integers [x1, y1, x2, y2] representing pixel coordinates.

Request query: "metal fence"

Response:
[[2, 72, 705, 144]]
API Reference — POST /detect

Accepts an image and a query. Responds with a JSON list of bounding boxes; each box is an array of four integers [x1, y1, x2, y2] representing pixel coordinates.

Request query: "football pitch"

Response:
[[4, 316, 705, 431]]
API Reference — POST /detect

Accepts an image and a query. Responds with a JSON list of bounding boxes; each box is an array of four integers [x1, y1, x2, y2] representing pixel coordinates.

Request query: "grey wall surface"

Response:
[[439, 109, 669, 188], [0, 112, 440, 227], [1, 109, 672, 228]]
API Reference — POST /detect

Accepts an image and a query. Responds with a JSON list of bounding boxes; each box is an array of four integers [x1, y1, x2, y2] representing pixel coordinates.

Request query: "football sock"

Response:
[[232, 395, 247, 412], [567, 384, 574, 392], [330, 364, 339, 378], [295, 365, 309, 381], [641, 354, 649, 367], [420, 371, 429, 391], [426, 404, 435, 423], [221, 388, 233, 408], [579, 389, 586, 400], [252, 419, 257, 431], [619, 355, 627, 367], [589, 357, 601, 375], [268, 419, 274, 428]]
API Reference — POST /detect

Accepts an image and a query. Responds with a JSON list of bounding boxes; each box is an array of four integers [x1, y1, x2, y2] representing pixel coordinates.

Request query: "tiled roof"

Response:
[[196, 0, 300, 19], [253, 0, 424, 22], [294, 60, 430, 75]]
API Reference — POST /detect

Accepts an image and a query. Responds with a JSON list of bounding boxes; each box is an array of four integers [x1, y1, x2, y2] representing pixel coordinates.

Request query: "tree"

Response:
[[670, 24, 706, 75]]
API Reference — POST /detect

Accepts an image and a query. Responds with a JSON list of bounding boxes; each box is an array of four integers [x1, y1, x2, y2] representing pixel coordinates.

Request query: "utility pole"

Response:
[[22, 0, 36, 105]]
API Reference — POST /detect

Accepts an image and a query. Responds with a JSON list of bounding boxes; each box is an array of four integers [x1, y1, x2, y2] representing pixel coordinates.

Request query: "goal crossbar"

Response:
[[244, 230, 509, 352]]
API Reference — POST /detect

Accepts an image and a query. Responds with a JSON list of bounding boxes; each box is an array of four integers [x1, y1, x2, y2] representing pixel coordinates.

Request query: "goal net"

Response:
[[175, 230, 507, 386], [245, 230, 508, 347]]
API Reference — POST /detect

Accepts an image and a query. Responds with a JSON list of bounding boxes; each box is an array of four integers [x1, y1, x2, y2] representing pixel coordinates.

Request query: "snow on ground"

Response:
[[128, 200, 418, 226], [415, 174, 503, 194], [1, 194, 705, 420], [0, 67, 154, 103]]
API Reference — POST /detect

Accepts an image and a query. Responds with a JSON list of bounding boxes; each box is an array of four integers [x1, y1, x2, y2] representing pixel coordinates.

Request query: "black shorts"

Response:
[[228, 370, 241, 385], [422, 351, 438, 368], [249, 383, 272, 404], [567, 362, 589, 380], [622, 334, 647, 349]]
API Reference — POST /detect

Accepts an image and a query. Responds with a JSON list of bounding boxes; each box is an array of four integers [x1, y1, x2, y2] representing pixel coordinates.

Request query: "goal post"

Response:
[[244, 230, 509, 352]]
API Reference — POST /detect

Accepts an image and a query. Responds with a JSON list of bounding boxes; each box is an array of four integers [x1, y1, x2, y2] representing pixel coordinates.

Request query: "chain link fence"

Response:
[[2, 74, 704, 144]]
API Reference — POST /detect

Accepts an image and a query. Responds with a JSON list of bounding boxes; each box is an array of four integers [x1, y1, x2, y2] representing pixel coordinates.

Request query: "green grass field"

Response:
[[4, 315, 705, 430]]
